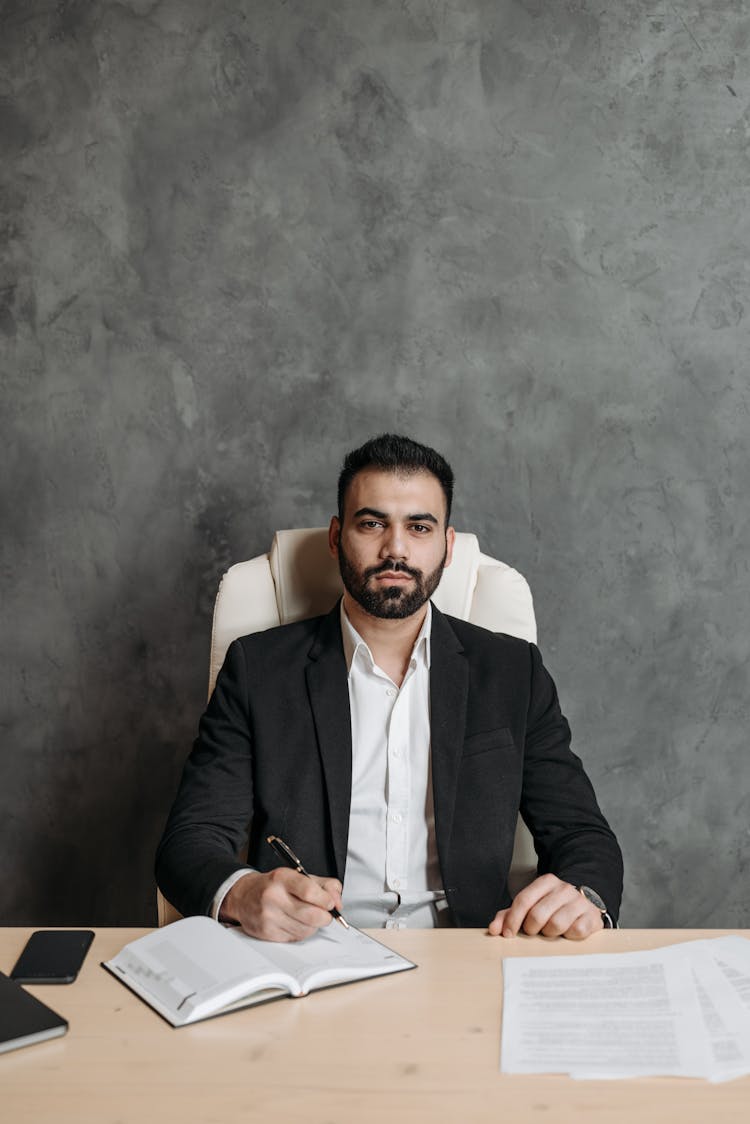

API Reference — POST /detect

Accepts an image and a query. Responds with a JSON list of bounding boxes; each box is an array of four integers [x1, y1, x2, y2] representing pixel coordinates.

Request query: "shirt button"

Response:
[[392, 878, 401, 889], [391, 812, 402, 824], [386, 687, 397, 697], [392, 746, 401, 758]]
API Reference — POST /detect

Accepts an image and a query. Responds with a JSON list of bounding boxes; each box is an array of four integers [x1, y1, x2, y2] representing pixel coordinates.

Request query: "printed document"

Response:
[[500, 936, 750, 1081]]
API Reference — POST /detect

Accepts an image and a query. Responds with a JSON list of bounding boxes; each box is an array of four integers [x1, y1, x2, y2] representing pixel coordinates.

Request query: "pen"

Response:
[[266, 835, 350, 929]]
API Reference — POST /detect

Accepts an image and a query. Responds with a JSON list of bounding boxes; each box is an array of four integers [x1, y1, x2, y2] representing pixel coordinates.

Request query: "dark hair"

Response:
[[337, 434, 454, 523]]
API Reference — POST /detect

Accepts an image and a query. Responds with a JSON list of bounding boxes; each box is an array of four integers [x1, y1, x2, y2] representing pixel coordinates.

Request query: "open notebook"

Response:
[[103, 916, 415, 1026]]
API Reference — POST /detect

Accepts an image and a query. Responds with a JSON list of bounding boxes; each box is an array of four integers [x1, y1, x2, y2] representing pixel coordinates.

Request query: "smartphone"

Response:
[[10, 930, 95, 984]]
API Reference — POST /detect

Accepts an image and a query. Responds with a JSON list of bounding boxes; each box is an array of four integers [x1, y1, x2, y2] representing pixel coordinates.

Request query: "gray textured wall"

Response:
[[2, 1, 748, 927]]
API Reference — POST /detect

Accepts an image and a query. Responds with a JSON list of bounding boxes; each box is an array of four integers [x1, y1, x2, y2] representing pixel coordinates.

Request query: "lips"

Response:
[[367, 562, 419, 580]]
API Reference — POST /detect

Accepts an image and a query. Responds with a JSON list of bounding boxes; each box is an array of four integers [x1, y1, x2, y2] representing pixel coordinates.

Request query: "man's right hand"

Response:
[[218, 869, 344, 942]]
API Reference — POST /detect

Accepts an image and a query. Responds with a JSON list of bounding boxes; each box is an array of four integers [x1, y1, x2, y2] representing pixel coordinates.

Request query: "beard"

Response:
[[337, 540, 447, 619]]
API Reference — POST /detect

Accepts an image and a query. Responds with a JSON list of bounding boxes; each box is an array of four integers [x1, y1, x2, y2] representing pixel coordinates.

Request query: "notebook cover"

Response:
[[0, 971, 68, 1055]]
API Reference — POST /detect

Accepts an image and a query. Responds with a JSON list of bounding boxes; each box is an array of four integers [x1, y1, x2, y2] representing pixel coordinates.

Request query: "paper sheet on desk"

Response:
[[500, 936, 750, 1081]]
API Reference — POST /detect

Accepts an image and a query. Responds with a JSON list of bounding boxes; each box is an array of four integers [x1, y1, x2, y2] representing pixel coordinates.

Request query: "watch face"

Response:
[[579, 885, 607, 912]]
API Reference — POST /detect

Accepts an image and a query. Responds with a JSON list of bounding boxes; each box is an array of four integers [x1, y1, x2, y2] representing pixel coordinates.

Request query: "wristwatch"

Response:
[[577, 885, 615, 929]]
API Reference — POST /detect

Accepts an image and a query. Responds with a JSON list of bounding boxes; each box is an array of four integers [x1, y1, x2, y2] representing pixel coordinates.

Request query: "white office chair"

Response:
[[157, 529, 538, 926]]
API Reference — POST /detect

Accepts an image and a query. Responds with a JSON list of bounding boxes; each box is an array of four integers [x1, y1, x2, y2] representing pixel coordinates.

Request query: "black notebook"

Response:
[[0, 971, 68, 1055]]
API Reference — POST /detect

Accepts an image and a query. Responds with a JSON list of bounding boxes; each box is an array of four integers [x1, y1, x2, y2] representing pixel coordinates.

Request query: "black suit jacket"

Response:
[[156, 603, 623, 926]]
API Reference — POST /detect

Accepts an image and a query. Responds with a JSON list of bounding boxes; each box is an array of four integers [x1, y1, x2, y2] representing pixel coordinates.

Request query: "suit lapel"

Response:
[[304, 603, 469, 886], [429, 607, 469, 881], [305, 605, 352, 882]]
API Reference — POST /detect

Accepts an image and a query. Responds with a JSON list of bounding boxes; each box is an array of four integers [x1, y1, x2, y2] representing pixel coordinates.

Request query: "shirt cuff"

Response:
[[210, 868, 257, 921]]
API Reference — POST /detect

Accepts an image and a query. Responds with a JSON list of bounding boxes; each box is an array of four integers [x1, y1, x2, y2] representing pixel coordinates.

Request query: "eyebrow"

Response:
[[353, 507, 439, 524]]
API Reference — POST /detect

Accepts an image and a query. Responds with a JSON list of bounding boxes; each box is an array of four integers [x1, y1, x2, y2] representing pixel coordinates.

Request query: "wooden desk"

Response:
[[3, 927, 749, 1123]]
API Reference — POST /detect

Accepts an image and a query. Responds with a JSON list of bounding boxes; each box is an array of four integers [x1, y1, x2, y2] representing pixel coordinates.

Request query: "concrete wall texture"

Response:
[[1, 0, 748, 927]]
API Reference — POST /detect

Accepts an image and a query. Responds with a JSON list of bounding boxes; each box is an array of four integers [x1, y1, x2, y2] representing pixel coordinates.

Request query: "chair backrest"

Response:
[[208, 529, 537, 694], [157, 530, 538, 925]]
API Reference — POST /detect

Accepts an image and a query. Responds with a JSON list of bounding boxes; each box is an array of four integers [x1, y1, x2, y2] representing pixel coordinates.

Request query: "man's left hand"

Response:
[[488, 873, 604, 940]]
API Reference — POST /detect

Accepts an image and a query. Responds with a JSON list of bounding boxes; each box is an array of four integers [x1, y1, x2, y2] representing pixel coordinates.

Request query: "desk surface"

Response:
[[2, 927, 749, 1123]]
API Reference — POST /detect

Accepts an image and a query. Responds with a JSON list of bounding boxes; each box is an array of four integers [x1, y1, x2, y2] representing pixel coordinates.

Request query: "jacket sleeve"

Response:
[[519, 644, 624, 922], [155, 640, 255, 918]]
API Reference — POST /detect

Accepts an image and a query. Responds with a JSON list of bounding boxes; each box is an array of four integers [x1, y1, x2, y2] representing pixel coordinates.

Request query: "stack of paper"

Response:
[[501, 936, 750, 1081]]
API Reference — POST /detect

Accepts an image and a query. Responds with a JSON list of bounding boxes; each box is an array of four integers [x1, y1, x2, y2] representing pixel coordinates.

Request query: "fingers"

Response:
[[488, 875, 605, 941], [489, 873, 563, 937], [314, 876, 344, 912], [487, 908, 509, 937], [222, 868, 340, 942]]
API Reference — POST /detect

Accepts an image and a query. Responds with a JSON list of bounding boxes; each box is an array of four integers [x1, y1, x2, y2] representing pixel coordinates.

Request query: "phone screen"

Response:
[[10, 930, 95, 984]]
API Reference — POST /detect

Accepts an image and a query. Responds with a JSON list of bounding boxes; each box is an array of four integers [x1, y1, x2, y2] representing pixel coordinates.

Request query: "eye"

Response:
[[410, 524, 431, 534], [359, 519, 385, 530]]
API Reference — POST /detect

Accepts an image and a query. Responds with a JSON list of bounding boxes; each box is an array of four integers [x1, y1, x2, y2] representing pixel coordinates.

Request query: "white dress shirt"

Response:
[[211, 603, 449, 929], [339, 601, 448, 929]]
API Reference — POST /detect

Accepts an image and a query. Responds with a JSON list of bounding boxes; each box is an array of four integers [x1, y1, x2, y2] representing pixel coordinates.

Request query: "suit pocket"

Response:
[[462, 727, 515, 757]]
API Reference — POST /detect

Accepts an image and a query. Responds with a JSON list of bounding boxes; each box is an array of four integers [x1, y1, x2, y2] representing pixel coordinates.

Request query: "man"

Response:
[[156, 435, 622, 941]]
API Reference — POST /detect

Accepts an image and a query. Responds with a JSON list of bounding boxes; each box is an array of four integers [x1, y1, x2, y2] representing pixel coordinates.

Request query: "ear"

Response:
[[328, 516, 341, 559], [444, 525, 456, 568]]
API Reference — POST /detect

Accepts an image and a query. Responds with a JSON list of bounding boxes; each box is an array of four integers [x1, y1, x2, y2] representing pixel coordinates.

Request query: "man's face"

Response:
[[329, 468, 455, 620]]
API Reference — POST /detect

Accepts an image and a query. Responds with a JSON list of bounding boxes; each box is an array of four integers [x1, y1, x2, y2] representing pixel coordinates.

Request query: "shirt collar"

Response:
[[340, 600, 433, 676]]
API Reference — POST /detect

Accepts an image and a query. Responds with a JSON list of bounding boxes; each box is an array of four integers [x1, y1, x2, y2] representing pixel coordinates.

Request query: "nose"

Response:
[[380, 523, 408, 561]]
